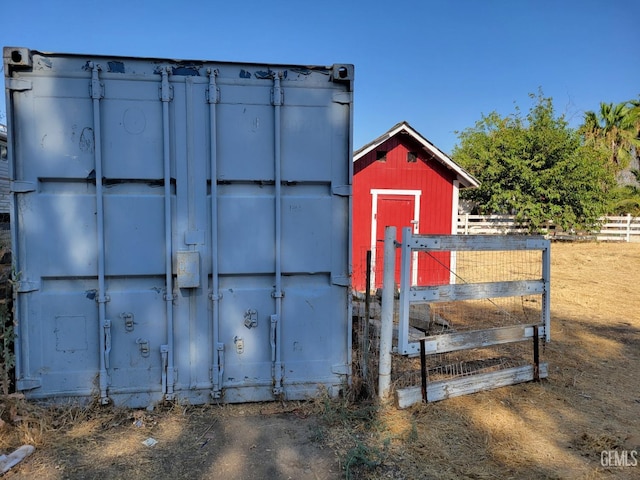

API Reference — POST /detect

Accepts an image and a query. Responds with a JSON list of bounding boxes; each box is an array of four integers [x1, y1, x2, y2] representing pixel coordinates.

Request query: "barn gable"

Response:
[[352, 121, 478, 291], [354, 121, 479, 188]]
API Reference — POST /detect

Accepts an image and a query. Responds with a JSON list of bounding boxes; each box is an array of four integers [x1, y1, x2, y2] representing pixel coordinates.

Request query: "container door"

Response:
[[214, 75, 352, 402], [6, 48, 352, 406]]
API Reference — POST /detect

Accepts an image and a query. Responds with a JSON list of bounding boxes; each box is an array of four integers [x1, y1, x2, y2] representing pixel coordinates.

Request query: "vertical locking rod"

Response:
[[160, 67, 175, 399], [89, 62, 110, 405], [207, 68, 223, 398], [271, 72, 284, 396]]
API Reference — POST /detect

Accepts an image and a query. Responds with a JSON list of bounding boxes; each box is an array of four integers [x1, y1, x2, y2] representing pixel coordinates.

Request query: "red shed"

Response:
[[352, 121, 479, 291]]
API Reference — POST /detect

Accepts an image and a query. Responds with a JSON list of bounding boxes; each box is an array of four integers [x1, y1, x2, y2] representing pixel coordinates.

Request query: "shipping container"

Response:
[[3, 47, 353, 407]]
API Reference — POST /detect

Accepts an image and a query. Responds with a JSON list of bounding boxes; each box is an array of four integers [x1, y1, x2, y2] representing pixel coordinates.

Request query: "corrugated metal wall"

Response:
[[5, 48, 353, 407], [353, 136, 455, 290]]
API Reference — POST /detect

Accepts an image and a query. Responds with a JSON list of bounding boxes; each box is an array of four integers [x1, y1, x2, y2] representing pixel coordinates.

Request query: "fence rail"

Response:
[[457, 214, 640, 242]]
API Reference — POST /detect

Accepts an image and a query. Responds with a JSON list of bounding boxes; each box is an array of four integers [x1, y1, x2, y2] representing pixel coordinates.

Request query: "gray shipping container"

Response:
[[4, 47, 353, 407]]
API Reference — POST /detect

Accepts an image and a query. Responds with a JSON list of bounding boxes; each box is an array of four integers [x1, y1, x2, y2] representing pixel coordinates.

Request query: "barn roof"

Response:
[[354, 121, 480, 188]]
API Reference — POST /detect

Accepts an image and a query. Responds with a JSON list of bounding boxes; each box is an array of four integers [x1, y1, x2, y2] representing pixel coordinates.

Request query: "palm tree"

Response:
[[582, 100, 640, 170]]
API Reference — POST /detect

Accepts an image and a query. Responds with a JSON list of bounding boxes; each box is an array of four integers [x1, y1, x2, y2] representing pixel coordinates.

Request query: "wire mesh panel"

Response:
[[389, 230, 550, 407]]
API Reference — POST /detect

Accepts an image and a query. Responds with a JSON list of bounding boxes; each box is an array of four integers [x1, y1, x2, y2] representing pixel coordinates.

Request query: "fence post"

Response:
[[627, 214, 632, 243], [378, 226, 396, 402], [363, 251, 371, 387]]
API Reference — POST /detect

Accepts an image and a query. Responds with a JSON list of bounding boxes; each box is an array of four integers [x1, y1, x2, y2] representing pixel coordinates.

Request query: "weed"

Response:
[[0, 301, 14, 395], [308, 424, 326, 443], [408, 419, 419, 442], [345, 440, 383, 479]]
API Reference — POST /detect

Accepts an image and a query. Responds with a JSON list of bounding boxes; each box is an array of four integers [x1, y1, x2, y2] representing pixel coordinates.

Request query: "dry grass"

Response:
[[1, 241, 640, 479], [344, 241, 640, 479]]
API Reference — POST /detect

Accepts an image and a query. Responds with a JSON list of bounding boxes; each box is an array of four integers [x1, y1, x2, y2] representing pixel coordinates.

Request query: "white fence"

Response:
[[457, 214, 640, 242]]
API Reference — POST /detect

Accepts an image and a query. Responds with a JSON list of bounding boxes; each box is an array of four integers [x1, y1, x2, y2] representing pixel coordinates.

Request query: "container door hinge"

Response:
[[206, 68, 220, 104], [16, 281, 40, 293], [332, 92, 352, 104], [332, 185, 351, 197], [331, 275, 350, 287], [17, 378, 41, 391], [6, 78, 33, 91], [271, 72, 284, 106], [10, 181, 36, 193], [331, 364, 350, 375], [160, 67, 173, 102], [89, 63, 104, 99]]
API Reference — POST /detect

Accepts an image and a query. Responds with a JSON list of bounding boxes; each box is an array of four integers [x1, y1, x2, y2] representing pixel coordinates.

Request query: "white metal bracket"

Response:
[[6, 78, 32, 91]]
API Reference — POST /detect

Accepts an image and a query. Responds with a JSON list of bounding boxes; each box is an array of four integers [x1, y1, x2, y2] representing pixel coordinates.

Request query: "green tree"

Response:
[[581, 98, 640, 215], [453, 92, 614, 232], [607, 169, 640, 216]]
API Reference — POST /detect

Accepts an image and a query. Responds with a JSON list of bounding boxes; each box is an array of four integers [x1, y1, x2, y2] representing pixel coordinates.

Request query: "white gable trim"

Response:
[[354, 122, 480, 189]]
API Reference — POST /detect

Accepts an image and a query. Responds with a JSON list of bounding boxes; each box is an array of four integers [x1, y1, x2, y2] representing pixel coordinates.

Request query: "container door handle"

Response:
[[103, 320, 112, 369]]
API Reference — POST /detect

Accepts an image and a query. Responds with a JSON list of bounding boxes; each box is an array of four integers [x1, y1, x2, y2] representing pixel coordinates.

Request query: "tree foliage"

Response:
[[607, 169, 640, 216], [581, 98, 640, 215], [453, 92, 615, 231], [581, 99, 640, 170]]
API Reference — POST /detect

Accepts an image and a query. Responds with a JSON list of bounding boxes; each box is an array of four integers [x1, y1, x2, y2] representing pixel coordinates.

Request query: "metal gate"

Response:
[[5, 47, 353, 407], [387, 228, 550, 408]]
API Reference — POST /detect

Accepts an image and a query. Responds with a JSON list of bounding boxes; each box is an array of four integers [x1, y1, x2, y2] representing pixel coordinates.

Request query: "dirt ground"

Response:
[[1, 241, 639, 479]]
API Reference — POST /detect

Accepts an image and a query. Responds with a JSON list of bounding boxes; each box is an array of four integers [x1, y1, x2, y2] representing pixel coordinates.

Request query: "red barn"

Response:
[[352, 121, 479, 291]]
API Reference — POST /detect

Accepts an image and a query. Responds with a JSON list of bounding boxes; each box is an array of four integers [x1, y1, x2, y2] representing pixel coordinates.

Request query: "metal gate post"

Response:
[[397, 227, 413, 354], [542, 242, 551, 342], [363, 250, 371, 385], [378, 226, 396, 401], [420, 338, 427, 402]]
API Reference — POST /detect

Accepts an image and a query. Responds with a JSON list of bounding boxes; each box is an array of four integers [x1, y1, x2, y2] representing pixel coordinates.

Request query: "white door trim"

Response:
[[370, 189, 422, 289], [450, 180, 459, 284]]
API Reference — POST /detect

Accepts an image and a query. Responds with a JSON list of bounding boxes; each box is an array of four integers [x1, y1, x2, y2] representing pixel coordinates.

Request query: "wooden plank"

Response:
[[409, 279, 545, 303], [396, 363, 549, 409], [414, 323, 545, 354], [409, 234, 549, 252]]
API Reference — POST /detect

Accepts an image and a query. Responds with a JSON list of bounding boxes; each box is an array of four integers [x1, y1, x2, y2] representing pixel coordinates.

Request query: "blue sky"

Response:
[[1, 0, 638, 154]]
